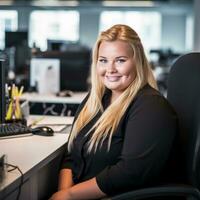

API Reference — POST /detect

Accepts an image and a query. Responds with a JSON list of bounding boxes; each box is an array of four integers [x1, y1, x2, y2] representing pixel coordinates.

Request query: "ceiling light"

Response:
[[102, 1, 155, 7]]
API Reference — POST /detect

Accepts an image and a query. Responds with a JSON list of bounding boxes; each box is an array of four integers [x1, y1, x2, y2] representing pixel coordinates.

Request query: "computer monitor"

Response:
[[32, 47, 91, 92], [0, 59, 6, 123], [47, 40, 65, 51], [5, 31, 30, 74], [5, 31, 28, 48], [30, 58, 60, 94], [47, 40, 84, 52]]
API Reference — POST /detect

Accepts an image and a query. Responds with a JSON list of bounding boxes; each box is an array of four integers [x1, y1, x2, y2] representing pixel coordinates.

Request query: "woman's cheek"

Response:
[[97, 66, 106, 76]]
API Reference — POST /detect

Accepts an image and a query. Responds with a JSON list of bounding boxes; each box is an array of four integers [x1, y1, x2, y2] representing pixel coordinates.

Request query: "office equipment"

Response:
[[0, 122, 55, 139], [30, 58, 60, 94], [47, 39, 66, 51], [31, 126, 54, 136], [5, 31, 28, 48], [32, 47, 91, 91], [108, 53, 200, 200], [0, 59, 6, 124], [5, 85, 24, 121], [56, 90, 73, 97], [0, 123, 32, 139], [28, 115, 73, 133], [5, 31, 30, 74]]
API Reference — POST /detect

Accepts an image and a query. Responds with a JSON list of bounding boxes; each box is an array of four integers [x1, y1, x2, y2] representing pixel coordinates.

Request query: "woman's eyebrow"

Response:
[[98, 56, 128, 59], [116, 56, 128, 59]]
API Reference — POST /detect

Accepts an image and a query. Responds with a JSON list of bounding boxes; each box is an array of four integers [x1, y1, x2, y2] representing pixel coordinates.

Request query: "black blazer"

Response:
[[61, 84, 178, 196]]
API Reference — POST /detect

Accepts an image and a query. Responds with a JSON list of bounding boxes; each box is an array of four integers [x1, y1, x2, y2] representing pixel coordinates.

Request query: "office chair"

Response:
[[105, 52, 200, 200]]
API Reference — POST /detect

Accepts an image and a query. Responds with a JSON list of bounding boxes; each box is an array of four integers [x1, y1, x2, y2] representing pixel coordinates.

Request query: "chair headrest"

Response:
[[167, 52, 200, 116], [167, 52, 200, 106]]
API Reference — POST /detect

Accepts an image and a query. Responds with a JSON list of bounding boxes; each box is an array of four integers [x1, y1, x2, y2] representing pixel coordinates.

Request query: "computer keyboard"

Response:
[[0, 123, 33, 139]]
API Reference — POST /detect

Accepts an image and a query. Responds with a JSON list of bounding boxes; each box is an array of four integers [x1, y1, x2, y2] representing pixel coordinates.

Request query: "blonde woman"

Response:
[[50, 24, 177, 200]]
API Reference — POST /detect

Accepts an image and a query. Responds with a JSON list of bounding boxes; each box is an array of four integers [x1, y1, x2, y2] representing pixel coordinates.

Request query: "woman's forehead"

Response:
[[98, 40, 133, 57]]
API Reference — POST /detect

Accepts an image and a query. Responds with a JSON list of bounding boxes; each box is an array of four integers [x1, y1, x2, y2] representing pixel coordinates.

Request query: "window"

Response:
[[100, 11, 161, 54], [29, 11, 79, 51], [0, 11, 18, 50]]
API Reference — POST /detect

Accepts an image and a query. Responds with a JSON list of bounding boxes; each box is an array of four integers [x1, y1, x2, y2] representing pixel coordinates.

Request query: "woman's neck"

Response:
[[110, 91, 121, 104]]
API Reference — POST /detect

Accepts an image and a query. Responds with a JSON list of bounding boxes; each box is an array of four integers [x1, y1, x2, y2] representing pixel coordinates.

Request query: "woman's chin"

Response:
[[105, 84, 120, 91]]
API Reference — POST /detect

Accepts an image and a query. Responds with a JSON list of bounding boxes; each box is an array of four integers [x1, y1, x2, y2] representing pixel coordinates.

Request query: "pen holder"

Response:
[[5, 84, 25, 124], [5, 97, 26, 125]]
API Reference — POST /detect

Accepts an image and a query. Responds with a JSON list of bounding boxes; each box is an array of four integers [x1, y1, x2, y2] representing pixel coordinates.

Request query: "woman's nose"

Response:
[[107, 62, 117, 72]]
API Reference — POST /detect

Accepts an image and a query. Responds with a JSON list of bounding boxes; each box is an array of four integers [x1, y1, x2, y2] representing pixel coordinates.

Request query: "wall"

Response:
[[79, 10, 100, 48], [193, 0, 200, 51], [161, 14, 186, 52]]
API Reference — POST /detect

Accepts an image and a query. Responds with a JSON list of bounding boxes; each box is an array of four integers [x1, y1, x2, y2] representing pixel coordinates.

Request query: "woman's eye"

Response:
[[99, 59, 107, 63], [116, 59, 126, 63]]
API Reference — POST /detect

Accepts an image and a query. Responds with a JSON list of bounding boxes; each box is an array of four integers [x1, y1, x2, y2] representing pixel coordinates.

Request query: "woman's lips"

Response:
[[106, 76, 121, 82]]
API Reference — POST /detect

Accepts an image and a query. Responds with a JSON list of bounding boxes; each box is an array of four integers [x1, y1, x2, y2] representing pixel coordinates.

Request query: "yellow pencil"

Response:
[[29, 116, 45, 127], [19, 86, 24, 96]]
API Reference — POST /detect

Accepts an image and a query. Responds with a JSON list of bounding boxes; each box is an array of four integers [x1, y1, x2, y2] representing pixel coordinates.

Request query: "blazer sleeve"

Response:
[[60, 92, 90, 169], [96, 94, 177, 195]]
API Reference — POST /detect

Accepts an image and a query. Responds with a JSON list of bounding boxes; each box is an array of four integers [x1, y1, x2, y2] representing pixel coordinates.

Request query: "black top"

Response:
[[61, 84, 178, 195]]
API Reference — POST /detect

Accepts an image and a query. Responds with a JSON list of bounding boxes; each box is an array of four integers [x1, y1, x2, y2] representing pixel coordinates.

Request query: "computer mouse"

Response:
[[32, 126, 54, 136], [56, 90, 73, 97]]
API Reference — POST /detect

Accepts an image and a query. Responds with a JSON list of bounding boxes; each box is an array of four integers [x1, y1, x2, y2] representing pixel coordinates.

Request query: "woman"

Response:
[[50, 24, 177, 200]]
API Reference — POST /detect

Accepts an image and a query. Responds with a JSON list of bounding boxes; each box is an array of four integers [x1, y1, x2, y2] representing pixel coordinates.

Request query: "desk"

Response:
[[22, 92, 87, 104], [21, 92, 87, 116], [0, 116, 72, 200], [28, 115, 74, 132]]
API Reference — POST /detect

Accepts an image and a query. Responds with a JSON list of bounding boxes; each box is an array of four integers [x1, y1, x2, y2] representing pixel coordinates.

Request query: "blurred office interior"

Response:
[[0, 0, 199, 95]]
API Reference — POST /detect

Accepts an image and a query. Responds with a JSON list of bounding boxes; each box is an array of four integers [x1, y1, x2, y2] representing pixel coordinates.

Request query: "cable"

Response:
[[5, 163, 24, 200]]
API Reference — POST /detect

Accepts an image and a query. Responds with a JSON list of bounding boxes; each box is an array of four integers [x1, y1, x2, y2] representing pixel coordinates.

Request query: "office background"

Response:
[[1, 1, 200, 199], [0, 0, 200, 95]]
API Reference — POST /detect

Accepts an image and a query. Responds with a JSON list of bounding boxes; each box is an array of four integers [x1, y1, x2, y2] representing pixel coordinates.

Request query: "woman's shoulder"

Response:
[[129, 84, 176, 115], [137, 84, 161, 98], [135, 84, 167, 103]]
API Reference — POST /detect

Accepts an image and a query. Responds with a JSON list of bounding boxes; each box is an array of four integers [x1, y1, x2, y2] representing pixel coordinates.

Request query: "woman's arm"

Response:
[[67, 177, 106, 199], [50, 177, 106, 200], [58, 169, 74, 190], [95, 95, 177, 195]]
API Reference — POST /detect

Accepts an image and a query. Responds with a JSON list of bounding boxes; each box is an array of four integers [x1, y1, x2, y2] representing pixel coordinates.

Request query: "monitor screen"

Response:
[[5, 31, 28, 48], [47, 40, 65, 51], [30, 58, 60, 94], [5, 31, 30, 74], [32, 47, 91, 92], [0, 59, 6, 123]]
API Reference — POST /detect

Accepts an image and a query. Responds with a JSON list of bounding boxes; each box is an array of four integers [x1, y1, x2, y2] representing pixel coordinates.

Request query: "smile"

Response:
[[106, 76, 121, 82]]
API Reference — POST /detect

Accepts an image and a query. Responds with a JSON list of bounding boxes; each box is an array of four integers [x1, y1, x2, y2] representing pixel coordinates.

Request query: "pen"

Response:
[[28, 116, 45, 127]]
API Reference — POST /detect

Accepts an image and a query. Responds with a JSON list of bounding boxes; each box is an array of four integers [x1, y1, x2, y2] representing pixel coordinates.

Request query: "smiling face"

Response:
[[97, 40, 136, 99]]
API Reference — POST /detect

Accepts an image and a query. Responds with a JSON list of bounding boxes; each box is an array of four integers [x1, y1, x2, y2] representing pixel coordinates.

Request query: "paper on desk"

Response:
[[28, 116, 74, 133]]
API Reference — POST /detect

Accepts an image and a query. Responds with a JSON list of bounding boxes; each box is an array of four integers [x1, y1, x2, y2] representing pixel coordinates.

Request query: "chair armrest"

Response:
[[104, 185, 200, 200]]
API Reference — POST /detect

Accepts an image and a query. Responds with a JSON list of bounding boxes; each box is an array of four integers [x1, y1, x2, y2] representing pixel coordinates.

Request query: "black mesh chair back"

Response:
[[167, 52, 200, 189]]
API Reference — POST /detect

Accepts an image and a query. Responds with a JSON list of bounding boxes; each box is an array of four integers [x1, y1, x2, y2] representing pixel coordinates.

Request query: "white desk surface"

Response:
[[28, 115, 74, 125], [21, 92, 87, 104], [28, 115, 74, 132], [0, 115, 73, 197], [0, 134, 68, 190]]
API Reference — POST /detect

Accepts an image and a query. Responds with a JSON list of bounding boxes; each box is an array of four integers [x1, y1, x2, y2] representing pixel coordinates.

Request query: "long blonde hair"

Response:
[[68, 24, 157, 152]]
